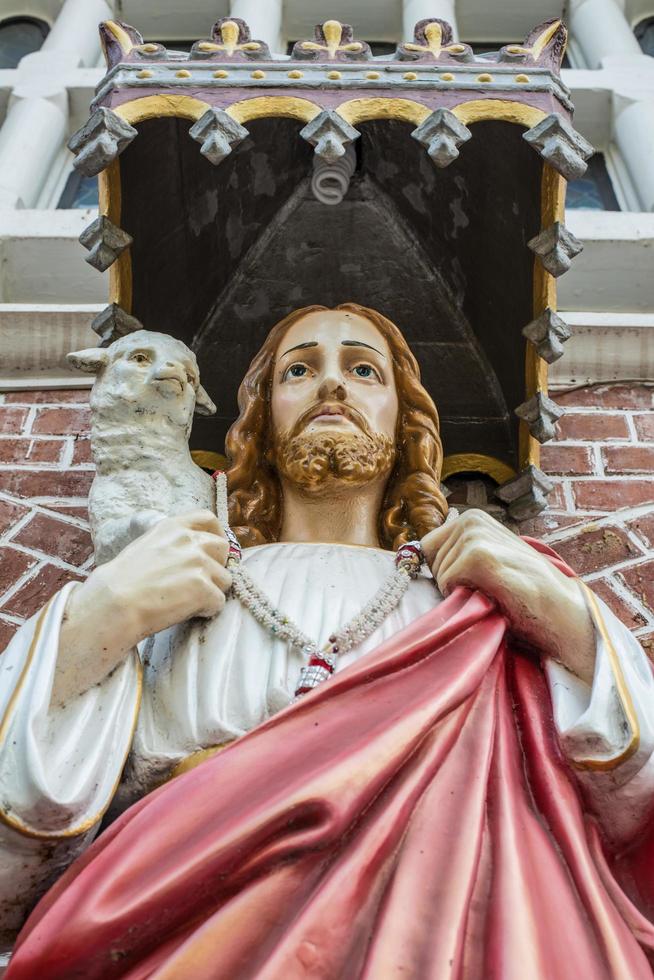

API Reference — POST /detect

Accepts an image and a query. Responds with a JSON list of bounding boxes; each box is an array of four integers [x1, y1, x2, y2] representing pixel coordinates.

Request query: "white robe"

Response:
[[0, 541, 653, 944]]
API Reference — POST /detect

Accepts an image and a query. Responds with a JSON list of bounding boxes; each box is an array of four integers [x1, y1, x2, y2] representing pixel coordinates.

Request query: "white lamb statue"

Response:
[[68, 330, 218, 565]]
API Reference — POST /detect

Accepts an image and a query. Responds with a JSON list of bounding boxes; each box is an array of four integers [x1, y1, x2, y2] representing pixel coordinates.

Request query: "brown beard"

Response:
[[273, 428, 396, 493]]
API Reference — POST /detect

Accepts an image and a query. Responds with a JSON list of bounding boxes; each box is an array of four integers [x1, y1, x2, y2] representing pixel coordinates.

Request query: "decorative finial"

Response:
[[499, 19, 568, 72], [291, 21, 372, 61], [396, 18, 471, 61], [190, 17, 271, 61]]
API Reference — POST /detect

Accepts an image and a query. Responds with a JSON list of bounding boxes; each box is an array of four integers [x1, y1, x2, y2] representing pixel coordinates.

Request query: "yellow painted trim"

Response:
[[191, 450, 228, 471], [451, 100, 546, 128], [337, 97, 431, 126], [442, 453, 516, 484], [99, 159, 132, 312], [572, 582, 640, 771], [337, 97, 547, 129], [114, 94, 210, 125], [520, 163, 565, 469], [0, 599, 144, 840], [169, 741, 234, 780], [226, 95, 321, 124]]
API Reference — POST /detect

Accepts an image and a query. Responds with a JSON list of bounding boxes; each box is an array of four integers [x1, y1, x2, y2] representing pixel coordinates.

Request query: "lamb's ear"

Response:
[[194, 384, 216, 416], [67, 348, 109, 375]]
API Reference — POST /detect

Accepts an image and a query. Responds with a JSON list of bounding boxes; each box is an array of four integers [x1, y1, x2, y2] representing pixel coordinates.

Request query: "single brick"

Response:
[[13, 513, 93, 566], [72, 438, 93, 465], [556, 413, 630, 441], [0, 498, 28, 534], [518, 514, 585, 538], [0, 547, 38, 596], [554, 384, 654, 411], [32, 407, 90, 437], [602, 446, 654, 474], [48, 504, 89, 522], [2, 563, 84, 619], [0, 618, 18, 653], [0, 469, 93, 499], [0, 438, 64, 465], [634, 415, 654, 441], [545, 482, 567, 510], [628, 513, 654, 549], [0, 407, 28, 435], [640, 631, 654, 660], [588, 579, 647, 630], [552, 525, 639, 576], [540, 445, 594, 475], [4, 390, 90, 404], [572, 481, 654, 511], [618, 560, 654, 616]]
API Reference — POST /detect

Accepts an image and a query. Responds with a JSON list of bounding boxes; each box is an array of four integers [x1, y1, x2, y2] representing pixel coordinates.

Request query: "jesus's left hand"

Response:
[[421, 509, 596, 684]]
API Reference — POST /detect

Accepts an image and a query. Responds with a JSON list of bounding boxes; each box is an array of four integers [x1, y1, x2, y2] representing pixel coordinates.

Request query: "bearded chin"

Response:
[[273, 429, 396, 493]]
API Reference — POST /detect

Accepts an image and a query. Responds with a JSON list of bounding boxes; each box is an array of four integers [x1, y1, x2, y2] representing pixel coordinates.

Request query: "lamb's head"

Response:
[[67, 330, 216, 432]]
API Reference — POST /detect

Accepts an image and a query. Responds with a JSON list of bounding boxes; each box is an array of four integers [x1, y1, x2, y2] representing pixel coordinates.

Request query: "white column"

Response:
[[570, 0, 642, 68], [22, 0, 113, 69], [0, 96, 67, 208], [230, 0, 284, 54], [402, 0, 459, 42], [614, 100, 654, 212]]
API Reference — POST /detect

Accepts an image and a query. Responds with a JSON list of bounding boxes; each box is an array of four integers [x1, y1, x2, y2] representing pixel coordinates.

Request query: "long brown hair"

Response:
[[226, 303, 448, 549]]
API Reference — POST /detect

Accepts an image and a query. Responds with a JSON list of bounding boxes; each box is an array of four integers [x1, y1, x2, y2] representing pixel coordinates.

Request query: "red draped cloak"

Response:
[[7, 542, 654, 979]]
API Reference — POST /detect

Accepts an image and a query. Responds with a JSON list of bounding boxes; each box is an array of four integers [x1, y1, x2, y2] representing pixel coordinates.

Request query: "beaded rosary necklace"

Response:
[[215, 473, 425, 698]]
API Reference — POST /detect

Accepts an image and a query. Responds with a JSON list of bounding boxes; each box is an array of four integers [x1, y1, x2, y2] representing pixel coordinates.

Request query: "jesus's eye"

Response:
[[352, 364, 377, 380], [283, 363, 309, 380]]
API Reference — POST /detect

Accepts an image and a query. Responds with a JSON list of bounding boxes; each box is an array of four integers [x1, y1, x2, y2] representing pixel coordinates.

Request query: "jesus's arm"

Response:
[[423, 509, 654, 842]]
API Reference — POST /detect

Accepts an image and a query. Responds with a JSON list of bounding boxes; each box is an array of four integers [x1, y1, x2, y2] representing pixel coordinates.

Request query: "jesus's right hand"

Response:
[[52, 511, 231, 706]]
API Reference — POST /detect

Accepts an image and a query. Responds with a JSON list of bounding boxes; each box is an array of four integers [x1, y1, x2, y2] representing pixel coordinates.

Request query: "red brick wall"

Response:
[[1, 383, 653, 655]]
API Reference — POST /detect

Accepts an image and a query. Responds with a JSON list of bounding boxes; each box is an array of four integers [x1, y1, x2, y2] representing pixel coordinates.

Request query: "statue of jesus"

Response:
[[3, 304, 654, 979]]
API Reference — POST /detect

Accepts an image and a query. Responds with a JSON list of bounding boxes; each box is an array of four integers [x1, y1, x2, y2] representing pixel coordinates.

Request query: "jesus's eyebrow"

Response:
[[341, 340, 386, 358], [279, 339, 386, 359], [280, 341, 318, 358]]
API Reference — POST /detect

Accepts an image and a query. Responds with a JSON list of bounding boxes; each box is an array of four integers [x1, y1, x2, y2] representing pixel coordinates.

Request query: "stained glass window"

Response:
[[0, 17, 49, 68], [57, 171, 99, 209], [635, 17, 654, 56], [566, 153, 620, 210]]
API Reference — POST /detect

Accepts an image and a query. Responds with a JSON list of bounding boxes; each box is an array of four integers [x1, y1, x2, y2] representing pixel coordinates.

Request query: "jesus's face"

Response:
[[270, 309, 399, 492]]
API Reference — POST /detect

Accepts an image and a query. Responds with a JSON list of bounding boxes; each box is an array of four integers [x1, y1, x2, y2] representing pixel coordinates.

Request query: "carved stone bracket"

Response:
[[496, 464, 555, 520], [91, 303, 143, 346], [300, 110, 360, 164], [411, 109, 472, 168], [523, 113, 594, 181], [514, 392, 564, 443], [522, 308, 572, 363], [189, 109, 249, 165], [79, 216, 133, 272], [68, 107, 138, 178], [528, 222, 583, 277]]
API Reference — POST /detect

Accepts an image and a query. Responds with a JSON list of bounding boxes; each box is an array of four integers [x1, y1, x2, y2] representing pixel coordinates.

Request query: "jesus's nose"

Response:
[[317, 377, 347, 401]]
